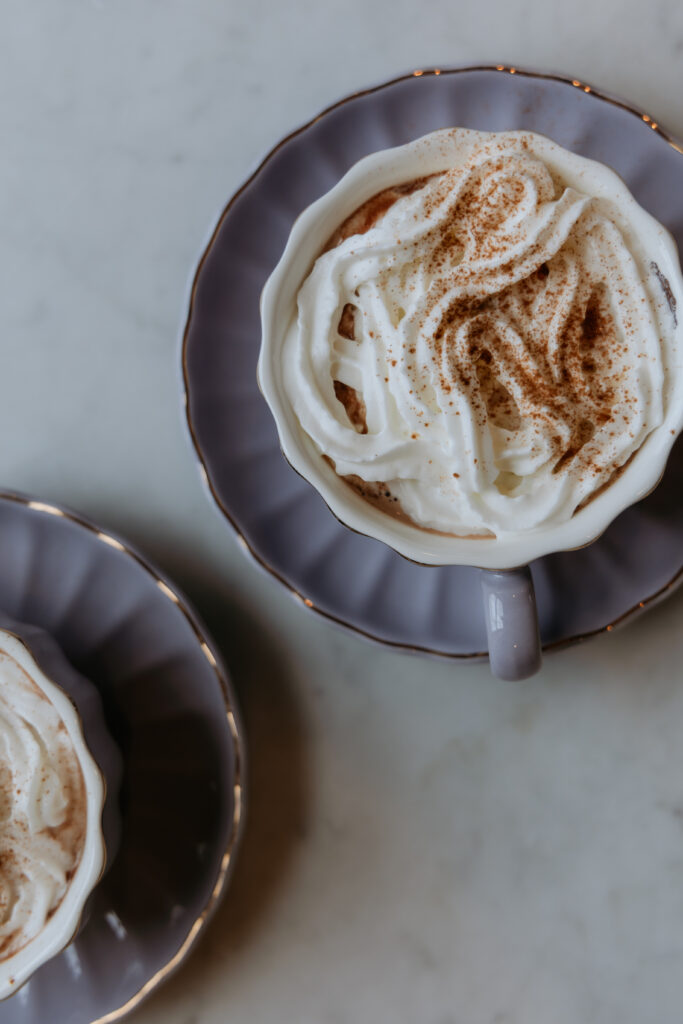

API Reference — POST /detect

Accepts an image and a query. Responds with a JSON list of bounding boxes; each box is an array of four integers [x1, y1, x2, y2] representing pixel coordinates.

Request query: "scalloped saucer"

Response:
[[182, 66, 683, 660], [0, 492, 244, 1024]]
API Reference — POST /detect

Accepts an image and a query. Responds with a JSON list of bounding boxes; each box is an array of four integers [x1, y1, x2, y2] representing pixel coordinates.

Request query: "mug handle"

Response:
[[480, 567, 542, 681]]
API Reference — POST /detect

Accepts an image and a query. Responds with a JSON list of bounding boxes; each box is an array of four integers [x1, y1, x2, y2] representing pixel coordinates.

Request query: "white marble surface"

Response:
[[3, 2, 683, 1022]]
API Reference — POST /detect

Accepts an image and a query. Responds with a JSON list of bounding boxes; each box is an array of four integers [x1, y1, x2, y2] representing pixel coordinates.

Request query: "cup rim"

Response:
[[0, 628, 106, 1000], [258, 125, 683, 569]]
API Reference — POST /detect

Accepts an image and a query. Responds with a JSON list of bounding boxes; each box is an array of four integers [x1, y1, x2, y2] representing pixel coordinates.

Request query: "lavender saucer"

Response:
[[182, 66, 683, 661], [0, 492, 244, 1024]]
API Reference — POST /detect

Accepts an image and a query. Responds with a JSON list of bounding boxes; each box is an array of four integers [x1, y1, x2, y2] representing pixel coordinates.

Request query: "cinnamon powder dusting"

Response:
[[321, 148, 644, 533]]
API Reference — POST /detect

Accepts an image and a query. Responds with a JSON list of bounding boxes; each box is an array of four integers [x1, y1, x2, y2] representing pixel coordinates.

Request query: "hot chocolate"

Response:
[[282, 129, 677, 537], [0, 644, 87, 962]]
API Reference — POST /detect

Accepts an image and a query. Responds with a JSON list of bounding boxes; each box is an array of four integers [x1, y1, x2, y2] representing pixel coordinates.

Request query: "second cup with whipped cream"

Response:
[[259, 128, 683, 678], [0, 619, 122, 999]]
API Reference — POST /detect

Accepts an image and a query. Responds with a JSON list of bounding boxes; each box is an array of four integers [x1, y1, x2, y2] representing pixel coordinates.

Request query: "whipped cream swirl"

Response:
[[0, 650, 86, 960], [283, 133, 666, 535]]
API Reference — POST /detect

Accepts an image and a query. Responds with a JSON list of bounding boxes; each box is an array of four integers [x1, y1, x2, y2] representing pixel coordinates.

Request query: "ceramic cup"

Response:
[[258, 129, 683, 680], [0, 616, 122, 999]]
